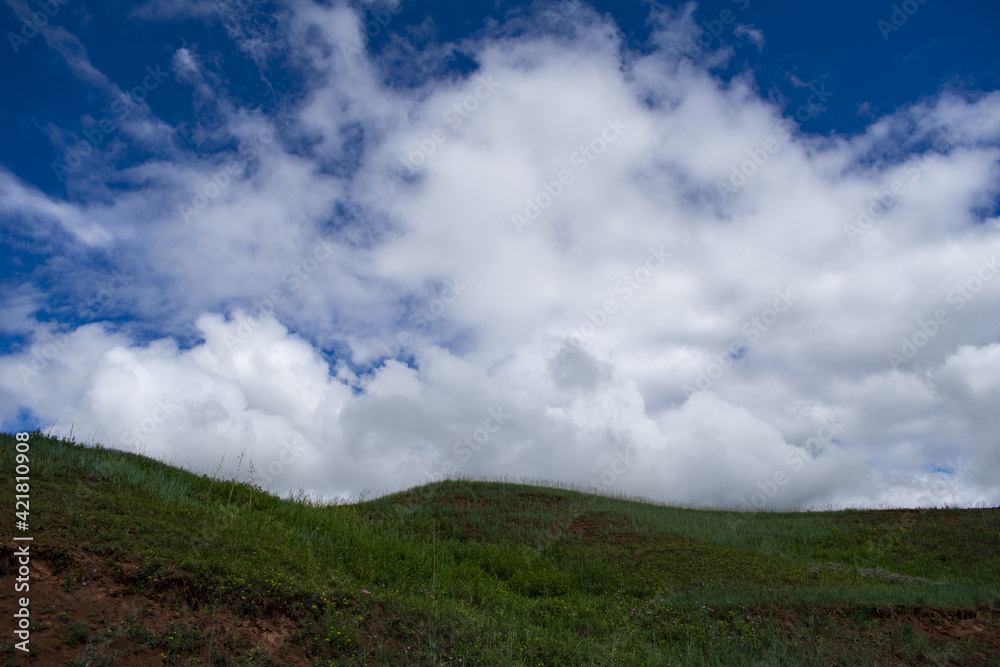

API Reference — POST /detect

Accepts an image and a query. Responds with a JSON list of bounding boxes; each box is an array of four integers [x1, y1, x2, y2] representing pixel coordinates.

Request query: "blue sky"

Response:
[[2, 0, 999, 508]]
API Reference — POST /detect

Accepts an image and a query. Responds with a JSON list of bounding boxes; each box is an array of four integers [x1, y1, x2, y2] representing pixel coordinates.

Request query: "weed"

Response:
[[5, 431, 999, 666], [64, 623, 90, 646]]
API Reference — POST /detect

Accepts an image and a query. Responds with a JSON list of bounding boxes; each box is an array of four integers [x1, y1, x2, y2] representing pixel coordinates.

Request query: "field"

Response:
[[1, 431, 998, 666]]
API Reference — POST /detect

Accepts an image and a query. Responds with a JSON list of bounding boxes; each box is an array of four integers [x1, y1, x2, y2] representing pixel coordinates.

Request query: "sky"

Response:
[[1, 0, 999, 509]]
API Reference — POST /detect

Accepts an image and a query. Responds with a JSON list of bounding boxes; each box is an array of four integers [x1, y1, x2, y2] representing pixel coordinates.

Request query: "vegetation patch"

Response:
[[1, 431, 997, 665]]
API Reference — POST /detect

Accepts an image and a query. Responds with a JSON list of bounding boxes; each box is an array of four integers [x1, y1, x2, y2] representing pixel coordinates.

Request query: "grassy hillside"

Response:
[[1, 431, 998, 666]]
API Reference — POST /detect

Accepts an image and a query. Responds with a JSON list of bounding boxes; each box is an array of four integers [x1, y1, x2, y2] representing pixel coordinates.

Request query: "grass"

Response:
[[2, 430, 998, 665]]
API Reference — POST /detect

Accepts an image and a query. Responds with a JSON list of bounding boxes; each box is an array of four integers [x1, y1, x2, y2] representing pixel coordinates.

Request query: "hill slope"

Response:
[[1, 431, 999, 666]]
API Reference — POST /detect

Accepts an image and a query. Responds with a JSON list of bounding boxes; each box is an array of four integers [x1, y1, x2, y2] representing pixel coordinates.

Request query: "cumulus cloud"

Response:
[[733, 24, 764, 51], [2, 0, 999, 508]]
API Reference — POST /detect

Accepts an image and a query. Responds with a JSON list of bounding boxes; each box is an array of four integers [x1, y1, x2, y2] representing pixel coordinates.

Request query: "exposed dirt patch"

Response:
[[515, 492, 563, 506], [926, 509, 963, 525], [0, 547, 311, 666], [547, 512, 619, 540], [406, 491, 564, 510], [347, 602, 454, 663], [873, 509, 921, 521], [393, 495, 425, 506], [763, 604, 1000, 667], [0, 544, 448, 666], [435, 495, 488, 509], [898, 606, 1000, 649]]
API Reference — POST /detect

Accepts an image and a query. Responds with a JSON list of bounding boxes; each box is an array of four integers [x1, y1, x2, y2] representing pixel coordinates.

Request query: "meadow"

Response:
[[1, 431, 998, 666]]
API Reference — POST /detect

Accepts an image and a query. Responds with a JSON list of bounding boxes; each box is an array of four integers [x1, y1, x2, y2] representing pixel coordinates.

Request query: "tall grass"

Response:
[[3, 430, 997, 665]]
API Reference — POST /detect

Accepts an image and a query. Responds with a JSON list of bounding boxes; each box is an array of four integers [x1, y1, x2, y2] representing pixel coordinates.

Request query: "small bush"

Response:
[[64, 623, 90, 646]]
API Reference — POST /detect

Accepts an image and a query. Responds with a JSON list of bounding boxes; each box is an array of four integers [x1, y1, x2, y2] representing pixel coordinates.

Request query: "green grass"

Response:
[[2, 430, 998, 666]]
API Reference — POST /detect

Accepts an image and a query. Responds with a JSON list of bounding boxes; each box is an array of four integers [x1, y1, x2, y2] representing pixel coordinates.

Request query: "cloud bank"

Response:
[[2, 0, 999, 508]]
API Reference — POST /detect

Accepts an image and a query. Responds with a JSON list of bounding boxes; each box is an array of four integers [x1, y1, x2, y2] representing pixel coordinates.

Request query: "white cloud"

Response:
[[937, 343, 1000, 399], [0, 171, 113, 246], [733, 24, 765, 51], [2, 1, 999, 508]]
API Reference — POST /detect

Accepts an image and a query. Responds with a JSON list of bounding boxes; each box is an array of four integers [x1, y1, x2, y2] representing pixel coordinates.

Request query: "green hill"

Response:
[[2, 431, 998, 666]]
